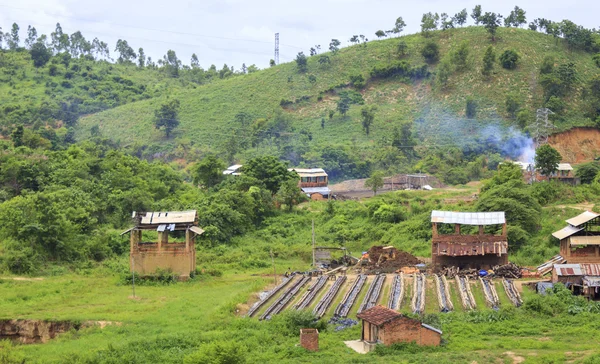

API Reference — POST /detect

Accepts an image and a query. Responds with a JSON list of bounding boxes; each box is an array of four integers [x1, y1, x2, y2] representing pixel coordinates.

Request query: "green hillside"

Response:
[[76, 26, 600, 179]]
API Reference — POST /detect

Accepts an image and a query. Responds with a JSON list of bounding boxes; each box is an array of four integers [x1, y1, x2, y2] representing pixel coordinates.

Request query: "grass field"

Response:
[[2, 266, 600, 363]]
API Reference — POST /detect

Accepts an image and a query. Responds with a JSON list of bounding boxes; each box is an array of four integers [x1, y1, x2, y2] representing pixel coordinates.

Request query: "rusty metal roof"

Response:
[[552, 225, 584, 240], [554, 264, 583, 276], [581, 264, 600, 276], [138, 210, 197, 225], [566, 211, 600, 227], [356, 305, 402, 326], [570, 236, 600, 246], [431, 211, 505, 225]]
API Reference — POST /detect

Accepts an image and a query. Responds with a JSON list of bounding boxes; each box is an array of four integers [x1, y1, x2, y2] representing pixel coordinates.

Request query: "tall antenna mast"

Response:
[[274, 33, 280, 65]]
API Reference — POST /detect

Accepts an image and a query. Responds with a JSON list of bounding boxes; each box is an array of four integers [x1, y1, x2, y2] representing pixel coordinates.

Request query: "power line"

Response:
[[0, 4, 304, 49]]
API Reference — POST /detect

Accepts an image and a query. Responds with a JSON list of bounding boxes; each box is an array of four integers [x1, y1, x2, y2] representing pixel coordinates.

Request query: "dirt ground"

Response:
[[330, 174, 444, 199], [548, 127, 600, 164]]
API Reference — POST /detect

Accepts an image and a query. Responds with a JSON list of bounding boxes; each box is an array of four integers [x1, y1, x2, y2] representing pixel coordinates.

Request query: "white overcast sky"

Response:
[[1, 0, 598, 69]]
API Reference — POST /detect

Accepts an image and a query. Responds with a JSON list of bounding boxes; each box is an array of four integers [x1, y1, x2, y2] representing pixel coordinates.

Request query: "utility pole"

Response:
[[130, 257, 136, 298], [270, 248, 277, 284], [274, 33, 280, 65], [312, 219, 316, 268]]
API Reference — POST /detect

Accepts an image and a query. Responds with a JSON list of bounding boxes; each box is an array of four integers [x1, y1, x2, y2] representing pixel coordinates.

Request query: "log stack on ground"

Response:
[[492, 263, 522, 279]]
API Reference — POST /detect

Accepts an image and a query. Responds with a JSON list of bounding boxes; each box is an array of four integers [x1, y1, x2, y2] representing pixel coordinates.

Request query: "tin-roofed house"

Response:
[[356, 305, 441, 351], [289, 168, 331, 200], [431, 210, 508, 269], [552, 211, 600, 264], [123, 210, 204, 280], [552, 263, 600, 298]]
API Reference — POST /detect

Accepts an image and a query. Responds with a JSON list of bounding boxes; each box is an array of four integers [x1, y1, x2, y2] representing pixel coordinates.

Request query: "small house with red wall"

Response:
[[356, 305, 441, 348]]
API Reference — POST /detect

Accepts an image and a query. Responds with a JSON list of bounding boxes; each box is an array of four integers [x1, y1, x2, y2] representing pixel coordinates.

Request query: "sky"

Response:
[[1, 0, 598, 70]]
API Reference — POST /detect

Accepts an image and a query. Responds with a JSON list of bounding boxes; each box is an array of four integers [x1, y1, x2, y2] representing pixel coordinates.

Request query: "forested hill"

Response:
[[1, 17, 600, 184], [75, 26, 600, 181]]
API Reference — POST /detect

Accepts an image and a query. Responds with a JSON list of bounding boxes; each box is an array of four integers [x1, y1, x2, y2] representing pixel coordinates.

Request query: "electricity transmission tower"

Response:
[[274, 33, 279, 65], [534, 108, 554, 146]]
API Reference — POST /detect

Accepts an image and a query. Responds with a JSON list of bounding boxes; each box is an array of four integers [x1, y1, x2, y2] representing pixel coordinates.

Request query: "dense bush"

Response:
[[421, 41, 440, 63], [499, 49, 520, 69]]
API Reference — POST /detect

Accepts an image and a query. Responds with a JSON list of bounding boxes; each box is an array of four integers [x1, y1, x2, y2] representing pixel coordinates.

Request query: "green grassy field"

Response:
[[2, 267, 600, 364]]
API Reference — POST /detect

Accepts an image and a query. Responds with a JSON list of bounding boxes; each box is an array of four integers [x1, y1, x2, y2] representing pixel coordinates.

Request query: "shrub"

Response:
[[349, 73, 366, 89], [499, 49, 519, 69], [397, 41, 408, 57], [183, 341, 247, 364], [465, 97, 477, 118], [270, 310, 327, 337], [545, 96, 565, 114], [594, 53, 600, 68], [421, 41, 440, 63]]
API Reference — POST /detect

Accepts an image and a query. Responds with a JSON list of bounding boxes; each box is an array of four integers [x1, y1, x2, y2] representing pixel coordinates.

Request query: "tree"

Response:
[[451, 41, 469, 70], [192, 155, 225, 188], [505, 6, 526, 28], [244, 156, 294, 194], [440, 13, 454, 30], [30, 41, 51, 67], [391, 17, 406, 36], [51, 23, 70, 53], [295, 52, 307, 72], [481, 45, 495, 77], [11, 126, 24, 147], [269, 59, 276, 67], [364, 171, 384, 195], [7, 23, 19, 50], [153, 99, 180, 137], [535, 144, 562, 176], [505, 93, 521, 118], [454, 9, 468, 27], [25, 26, 37, 49], [318, 55, 330, 66], [375, 30, 386, 38], [436, 59, 452, 88], [276, 179, 306, 211], [480, 12, 503, 41], [337, 93, 351, 117], [540, 56, 554, 74], [115, 39, 136, 63], [248, 64, 259, 73], [421, 12, 439, 37], [360, 105, 377, 135], [499, 49, 519, 69], [137, 48, 145, 67], [421, 41, 439, 63], [162, 50, 181, 77], [466, 97, 477, 118], [576, 162, 600, 184], [329, 39, 341, 55], [397, 41, 408, 57], [191, 53, 200, 68], [471, 5, 482, 25]]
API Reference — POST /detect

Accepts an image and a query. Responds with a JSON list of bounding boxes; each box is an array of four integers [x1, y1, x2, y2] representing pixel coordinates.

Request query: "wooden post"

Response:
[[270, 249, 277, 284], [479, 225, 484, 235], [432, 223, 438, 237], [157, 232, 162, 251], [185, 229, 190, 252], [455, 224, 460, 234], [312, 220, 316, 267]]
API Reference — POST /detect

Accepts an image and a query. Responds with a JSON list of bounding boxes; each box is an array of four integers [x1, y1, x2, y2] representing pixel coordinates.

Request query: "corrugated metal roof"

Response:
[[557, 163, 573, 171], [223, 165, 243, 174], [301, 187, 331, 195], [554, 264, 583, 276], [139, 210, 197, 225], [552, 225, 584, 240], [583, 276, 600, 287], [421, 323, 442, 335], [581, 264, 600, 276], [289, 168, 326, 174], [189, 226, 205, 235], [297, 172, 328, 177], [566, 211, 600, 227], [431, 210, 505, 225], [570, 236, 600, 246]]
